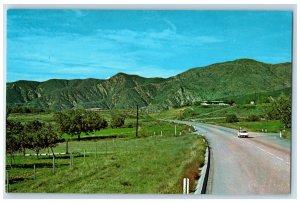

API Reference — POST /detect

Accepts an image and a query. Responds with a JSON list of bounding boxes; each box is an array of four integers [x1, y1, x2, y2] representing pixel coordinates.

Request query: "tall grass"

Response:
[[6, 134, 206, 193]]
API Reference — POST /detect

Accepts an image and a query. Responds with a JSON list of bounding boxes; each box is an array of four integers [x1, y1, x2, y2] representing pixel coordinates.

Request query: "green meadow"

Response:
[[6, 117, 207, 194]]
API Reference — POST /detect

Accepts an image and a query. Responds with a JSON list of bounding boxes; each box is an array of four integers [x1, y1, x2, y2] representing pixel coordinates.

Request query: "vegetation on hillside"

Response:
[[6, 59, 291, 111]]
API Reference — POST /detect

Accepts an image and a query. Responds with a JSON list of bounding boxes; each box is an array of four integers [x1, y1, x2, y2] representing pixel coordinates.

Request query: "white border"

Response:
[[0, 1, 298, 202]]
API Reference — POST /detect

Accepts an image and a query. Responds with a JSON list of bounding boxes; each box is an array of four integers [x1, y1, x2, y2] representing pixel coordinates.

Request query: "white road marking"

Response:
[[275, 156, 284, 161], [266, 151, 275, 156], [255, 146, 266, 152], [236, 136, 288, 165], [194, 125, 290, 166]]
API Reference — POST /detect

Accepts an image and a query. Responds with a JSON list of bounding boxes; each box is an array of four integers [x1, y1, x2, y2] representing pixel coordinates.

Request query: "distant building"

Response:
[[201, 100, 229, 106]]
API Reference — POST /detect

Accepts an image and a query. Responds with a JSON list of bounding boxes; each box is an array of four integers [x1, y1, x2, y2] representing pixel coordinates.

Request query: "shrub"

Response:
[[111, 114, 125, 128], [226, 114, 239, 123], [246, 115, 260, 122]]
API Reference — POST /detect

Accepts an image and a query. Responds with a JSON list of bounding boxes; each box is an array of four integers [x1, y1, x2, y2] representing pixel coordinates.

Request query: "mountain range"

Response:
[[6, 59, 292, 111]]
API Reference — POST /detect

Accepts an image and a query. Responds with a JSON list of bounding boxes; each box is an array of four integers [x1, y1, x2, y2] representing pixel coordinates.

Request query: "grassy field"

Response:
[[151, 104, 291, 140], [151, 104, 269, 120], [8, 112, 56, 124], [6, 134, 206, 193], [212, 120, 282, 132], [6, 118, 206, 194], [211, 120, 291, 139], [61, 127, 136, 140]]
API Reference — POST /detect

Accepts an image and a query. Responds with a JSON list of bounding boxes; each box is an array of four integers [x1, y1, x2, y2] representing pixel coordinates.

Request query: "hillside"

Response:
[[6, 59, 292, 111]]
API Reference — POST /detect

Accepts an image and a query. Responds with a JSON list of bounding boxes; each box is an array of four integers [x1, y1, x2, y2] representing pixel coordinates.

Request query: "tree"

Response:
[[25, 120, 60, 158], [226, 114, 239, 123], [6, 120, 23, 167], [111, 113, 126, 128], [55, 109, 108, 140], [82, 111, 108, 133], [267, 96, 291, 128], [41, 124, 61, 157]]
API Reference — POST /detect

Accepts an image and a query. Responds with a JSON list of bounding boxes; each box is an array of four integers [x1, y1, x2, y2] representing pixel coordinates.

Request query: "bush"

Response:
[[111, 114, 125, 128], [246, 115, 260, 122], [266, 96, 291, 128], [226, 114, 239, 123]]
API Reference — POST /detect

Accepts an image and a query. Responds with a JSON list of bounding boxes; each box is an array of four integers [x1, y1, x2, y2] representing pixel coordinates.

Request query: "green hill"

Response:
[[6, 59, 292, 111]]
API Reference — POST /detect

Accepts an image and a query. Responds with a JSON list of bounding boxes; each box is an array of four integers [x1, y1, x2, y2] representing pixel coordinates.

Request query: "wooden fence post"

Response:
[[84, 149, 86, 162], [34, 164, 36, 180], [6, 171, 10, 193], [106, 142, 108, 156], [52, 156, 55, 173]]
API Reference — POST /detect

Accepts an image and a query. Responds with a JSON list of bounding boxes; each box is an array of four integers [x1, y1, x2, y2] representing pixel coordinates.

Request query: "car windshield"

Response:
[[241, 130, 247, 133]]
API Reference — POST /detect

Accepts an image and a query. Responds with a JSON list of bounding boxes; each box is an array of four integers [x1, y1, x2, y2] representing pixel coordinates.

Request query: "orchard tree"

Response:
[[82, 111, 108, 133], [25, 120, 60, 158], [55, 109, 108, 140], [6, 120, 23, 167]]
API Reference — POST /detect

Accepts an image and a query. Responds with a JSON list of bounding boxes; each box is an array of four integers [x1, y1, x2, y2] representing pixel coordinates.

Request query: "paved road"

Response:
[[174, 120, 291, 195]]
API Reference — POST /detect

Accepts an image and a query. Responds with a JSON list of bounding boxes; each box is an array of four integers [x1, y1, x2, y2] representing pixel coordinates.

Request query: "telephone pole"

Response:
[[136, 105, 139, 137]]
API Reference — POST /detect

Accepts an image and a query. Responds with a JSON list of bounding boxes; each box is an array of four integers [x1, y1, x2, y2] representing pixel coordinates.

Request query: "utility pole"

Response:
[[136, 105, 139, 137]]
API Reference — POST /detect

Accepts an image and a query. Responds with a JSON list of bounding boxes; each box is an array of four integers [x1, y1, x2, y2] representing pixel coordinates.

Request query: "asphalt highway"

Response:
[[174, 120, 291, 195]]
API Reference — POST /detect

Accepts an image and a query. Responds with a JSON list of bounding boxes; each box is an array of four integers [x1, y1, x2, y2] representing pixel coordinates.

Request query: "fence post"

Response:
[[70, 153, 72, 169], [96, 145, 97, 158], [66, 141, 69, 154], [84, 149, 86, 162], [106, 142, 108, 156], [6, 171, 10, 193], [34, 164, 36, 180], [52, 156, 55, 173]]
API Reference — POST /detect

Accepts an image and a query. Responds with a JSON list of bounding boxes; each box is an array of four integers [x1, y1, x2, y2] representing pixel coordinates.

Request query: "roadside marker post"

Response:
[[183, 178, 189, 194], [175, 125, 177, 136], [280, 131, 282, 138]]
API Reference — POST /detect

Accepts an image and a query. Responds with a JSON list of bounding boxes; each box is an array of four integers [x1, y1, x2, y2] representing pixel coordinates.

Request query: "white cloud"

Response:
[[7, 21, 223, 81]]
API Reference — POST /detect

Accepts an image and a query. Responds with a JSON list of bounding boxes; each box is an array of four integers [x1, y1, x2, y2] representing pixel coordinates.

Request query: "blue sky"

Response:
[[7, 10, 292, 82]]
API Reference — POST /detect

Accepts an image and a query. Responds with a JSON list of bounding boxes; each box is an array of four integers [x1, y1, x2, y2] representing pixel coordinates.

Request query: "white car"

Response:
[[238, 130, 249, 138]]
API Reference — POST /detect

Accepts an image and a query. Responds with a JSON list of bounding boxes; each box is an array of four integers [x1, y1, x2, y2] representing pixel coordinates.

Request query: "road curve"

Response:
[[176, 121, 291, 195]]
